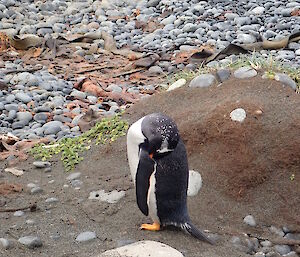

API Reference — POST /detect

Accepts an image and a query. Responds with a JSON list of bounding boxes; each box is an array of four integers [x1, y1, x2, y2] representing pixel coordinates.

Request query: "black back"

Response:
[[155, 139, 190, 225]]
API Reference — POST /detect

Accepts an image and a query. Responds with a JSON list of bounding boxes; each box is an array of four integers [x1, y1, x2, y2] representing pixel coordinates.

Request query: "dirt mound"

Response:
[[126, 75, 300, 227]]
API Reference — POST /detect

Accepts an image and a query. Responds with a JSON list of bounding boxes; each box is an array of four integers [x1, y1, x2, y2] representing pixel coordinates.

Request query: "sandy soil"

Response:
[[0, 75, 299, 257]]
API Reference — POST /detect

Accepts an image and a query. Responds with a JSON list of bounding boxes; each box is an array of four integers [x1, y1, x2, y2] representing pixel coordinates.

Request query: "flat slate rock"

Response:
[[98, 240, 184, 257]]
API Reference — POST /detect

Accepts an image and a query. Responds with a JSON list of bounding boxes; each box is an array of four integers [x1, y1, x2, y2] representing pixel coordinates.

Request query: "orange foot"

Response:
[[140, 222, 160, 231]]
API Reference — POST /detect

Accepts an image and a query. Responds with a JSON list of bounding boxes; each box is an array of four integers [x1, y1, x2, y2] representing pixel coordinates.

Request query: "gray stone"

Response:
[[33, 161, 51, 168], [283, 252, 298, 257], [14, 211, 25, 217], [66, 172, 81, 181], [251, 6, 265, 15], [236, 33, 256, 44], [18, 236, 42, 249], [187, 170, 202, 197], [71, 90, 86, 99], [274, 73, 297, 90], [234, 67, 257, 79], [230, 108, 247, 123], [269, 226, 285, 237], [274, 245, 291, 255], [216, 69, 231, 82], [15, 92, 32, 103], [89, 190, 125, 203], [71, 179, 83, 188], [16, 111, 32, 125], [100, 241, 184, 257], [243, 215, 256, 227], [42, 121, 63, 135], [34, 113, 48, 122], [161, 15, 176, 25], [189, 74, 216, 88], [5, 94, 15, 103], [284, 233, 300, 240], [0, 238, 13, 250], [167, 79, 186, 91], [148, 66, 164, 75], [31, 187, 43, 194], [45, 197, 58, 203], [76, 231, 96, 242], [25, 219, 35, 225], [12, 121, 25, 129], [261, 240, 273, 247], [106, 84, 122, 93], [5, 103, 18, 111]]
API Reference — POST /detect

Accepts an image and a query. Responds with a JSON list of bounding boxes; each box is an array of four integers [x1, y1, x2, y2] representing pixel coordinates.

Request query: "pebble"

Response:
[[25, 219, 35, 225], [274, 245, 291, 255], [189, 74, 216, 88], [0, 238, 13, 250], [89, 190, 125, 203], [269, 226, 285, 237], [18, 236, 42, 249], [187, 170, 202, 197], [274, 73, 297, 90], [243, 215, 256, 227], [230, 108, 247, 123], [14, 210, 25, 217], [148, 66, 164, 75], [31, 187, 43, 194], [100, 240, 184, 257], [76, 231, 96, 242], [167, 79, 186, 91], [216, 69, 231, 82], [45, 197, 58, 203], [66, 172, 81, 181], [15, 92, 32, 103], [33, 161, 51, 168], [234, 67, 257, 79]]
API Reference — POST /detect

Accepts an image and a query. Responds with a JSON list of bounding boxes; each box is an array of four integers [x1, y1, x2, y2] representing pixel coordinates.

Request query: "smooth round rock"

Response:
[[76, 231, 96, 242], [243, 215, 256, 227], [66, 172, 81, 180], [274, 245, 291, 255], [234, 67, 257, 79], [31, 187, 43, 194], [33, 161, 51, 168], [100, 241, 184, 257], [216, 69, 231, 82], [187, 170, 202, 197], [230, 108, 247, 123], [15, 92, 32, 103], [167, 79, 186, 91], [45, 197, 58, 203], [14, 210, 25, 217], [18, 236, 42, 249], [189, 74, 216, 88], [274, 73, 297, 90], [0, 238, 13, 250]]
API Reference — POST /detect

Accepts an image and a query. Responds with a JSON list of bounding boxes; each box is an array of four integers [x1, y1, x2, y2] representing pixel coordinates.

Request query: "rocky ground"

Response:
[[0, 0, 300, 256]]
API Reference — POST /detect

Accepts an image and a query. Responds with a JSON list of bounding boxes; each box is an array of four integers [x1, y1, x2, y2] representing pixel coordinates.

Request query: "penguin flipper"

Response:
[[182, 222, 215, 245], [136, 147, 155, 216]]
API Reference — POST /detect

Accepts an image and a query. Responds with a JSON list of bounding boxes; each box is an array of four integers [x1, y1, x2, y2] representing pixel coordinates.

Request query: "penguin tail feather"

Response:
[[181, 222, 215, 245]]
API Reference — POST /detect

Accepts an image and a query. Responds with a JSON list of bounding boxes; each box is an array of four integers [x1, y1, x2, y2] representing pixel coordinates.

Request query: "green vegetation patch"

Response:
[[30, 115, 129, 171]]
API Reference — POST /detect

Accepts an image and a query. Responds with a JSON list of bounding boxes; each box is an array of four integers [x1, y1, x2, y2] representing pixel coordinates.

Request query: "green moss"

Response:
[[30, 115, 128, 171]]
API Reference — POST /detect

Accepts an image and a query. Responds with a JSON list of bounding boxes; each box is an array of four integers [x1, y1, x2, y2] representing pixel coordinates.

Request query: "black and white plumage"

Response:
[[127, 113, 213, 244]]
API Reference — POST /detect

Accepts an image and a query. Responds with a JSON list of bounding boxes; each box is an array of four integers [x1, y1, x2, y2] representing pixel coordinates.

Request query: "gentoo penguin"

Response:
[[127, 113, 213, 244]]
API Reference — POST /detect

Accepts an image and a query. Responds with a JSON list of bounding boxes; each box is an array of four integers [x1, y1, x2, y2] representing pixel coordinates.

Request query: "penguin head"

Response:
[[127, 113, 180, 182], [140, 113, 180, 158]]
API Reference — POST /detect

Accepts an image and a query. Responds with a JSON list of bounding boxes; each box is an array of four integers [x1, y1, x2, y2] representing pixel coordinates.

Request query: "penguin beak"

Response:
[[149, 153, 154, 159]]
